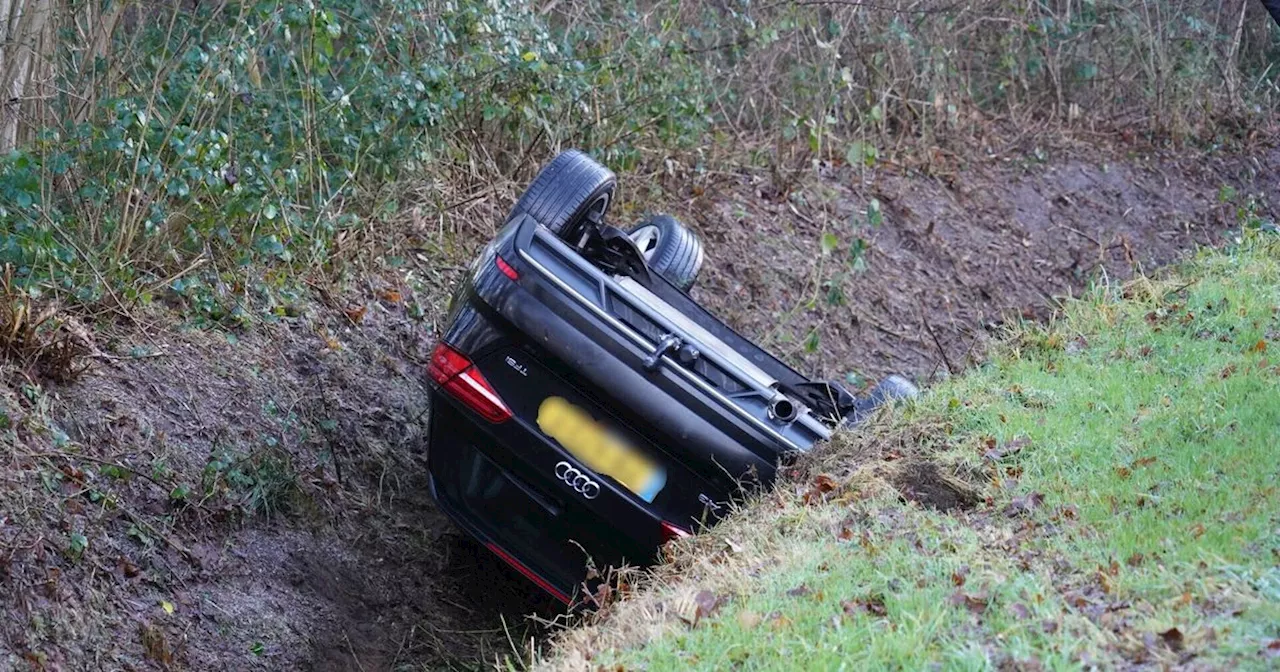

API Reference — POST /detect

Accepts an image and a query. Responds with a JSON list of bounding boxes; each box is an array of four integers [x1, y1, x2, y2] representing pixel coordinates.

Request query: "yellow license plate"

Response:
[[536, 396, 665, 502]]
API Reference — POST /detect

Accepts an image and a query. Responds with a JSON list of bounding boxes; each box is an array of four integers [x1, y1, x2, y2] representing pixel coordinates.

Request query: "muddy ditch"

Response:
[[1, 143, 1275, 670]]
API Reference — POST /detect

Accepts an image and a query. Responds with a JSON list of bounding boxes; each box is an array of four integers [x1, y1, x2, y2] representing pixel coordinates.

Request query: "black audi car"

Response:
[[425, 150, 914, 604]]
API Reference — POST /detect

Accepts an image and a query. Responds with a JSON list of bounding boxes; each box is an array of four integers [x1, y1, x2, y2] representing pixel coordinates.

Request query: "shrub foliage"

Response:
[[0, 0, 1275, 317]]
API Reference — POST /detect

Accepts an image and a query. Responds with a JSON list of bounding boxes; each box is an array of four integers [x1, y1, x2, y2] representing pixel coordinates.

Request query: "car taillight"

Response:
[[495, 254, 519, 280], [427, 342, 512, 423], [660, 521, 693, 542]]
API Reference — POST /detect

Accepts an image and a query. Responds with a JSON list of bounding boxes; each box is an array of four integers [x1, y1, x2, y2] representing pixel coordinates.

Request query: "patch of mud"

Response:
[[889, 462, 980, 512]]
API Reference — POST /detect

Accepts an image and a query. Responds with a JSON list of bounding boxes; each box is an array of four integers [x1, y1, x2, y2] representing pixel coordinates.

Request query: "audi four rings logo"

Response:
[[554, 461, 600, 499]]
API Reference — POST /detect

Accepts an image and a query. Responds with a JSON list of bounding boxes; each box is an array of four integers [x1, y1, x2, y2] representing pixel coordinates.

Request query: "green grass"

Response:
[[544, 237, 1280, 671]]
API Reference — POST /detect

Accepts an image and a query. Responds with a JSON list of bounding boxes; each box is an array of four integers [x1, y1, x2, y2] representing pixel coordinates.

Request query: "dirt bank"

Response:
[[2, 142, 1275, 670], [681, 143, 1280, 386]]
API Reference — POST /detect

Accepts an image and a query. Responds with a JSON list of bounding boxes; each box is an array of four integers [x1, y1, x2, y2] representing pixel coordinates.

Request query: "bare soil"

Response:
[[1, 142, 1276, 670], [681, 143, 1280, 386]]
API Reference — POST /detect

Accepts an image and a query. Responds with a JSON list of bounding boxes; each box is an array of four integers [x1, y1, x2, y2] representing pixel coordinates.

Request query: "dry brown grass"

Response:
[[0, 266, 90, 383]]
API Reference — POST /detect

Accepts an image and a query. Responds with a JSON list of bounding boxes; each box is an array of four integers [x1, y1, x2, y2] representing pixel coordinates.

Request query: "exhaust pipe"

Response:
[[768, 395, 798, 424]]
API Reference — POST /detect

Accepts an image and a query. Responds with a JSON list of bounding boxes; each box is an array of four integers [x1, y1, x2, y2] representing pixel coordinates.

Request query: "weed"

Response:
[[202, 444, 300, 517]]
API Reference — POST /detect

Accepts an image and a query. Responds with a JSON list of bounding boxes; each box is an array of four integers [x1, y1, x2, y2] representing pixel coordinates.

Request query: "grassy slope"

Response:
[[543, 237, 1280, 671]]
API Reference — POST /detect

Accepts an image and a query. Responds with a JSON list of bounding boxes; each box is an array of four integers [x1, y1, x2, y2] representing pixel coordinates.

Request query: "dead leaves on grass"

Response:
[[982, 436, 1029, 462], [693, 590, 724, 621], [1158, 627, 1185, 652], [949, 590, 990, 614], [674, 589, 727, 628], [801, 473, 840, 506], [1002, 491, 1045, 517], [785, 584, 811, 598], [840, 593, 888, 618]]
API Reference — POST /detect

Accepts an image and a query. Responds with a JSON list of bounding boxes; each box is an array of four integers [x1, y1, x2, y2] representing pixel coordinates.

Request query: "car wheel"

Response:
[[627, 214, 704, 291], [511, 149, 616, 245], [866, 375, 919, 404]]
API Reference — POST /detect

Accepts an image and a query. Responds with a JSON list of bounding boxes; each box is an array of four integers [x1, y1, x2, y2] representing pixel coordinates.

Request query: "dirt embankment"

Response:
[[684, 144, 1280, 385], [1, 143, 1276, 670]]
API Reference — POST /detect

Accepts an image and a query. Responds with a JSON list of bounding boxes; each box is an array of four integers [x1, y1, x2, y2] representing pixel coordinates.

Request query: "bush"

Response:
[[0, 0, 1275, 317]]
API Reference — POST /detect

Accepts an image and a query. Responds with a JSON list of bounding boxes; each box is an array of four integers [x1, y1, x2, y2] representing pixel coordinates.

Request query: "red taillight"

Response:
[[660, 521, 693, 542], [486, 542, 571, 604], [495, 255, 519, 280], [427, 342, 512, 423]]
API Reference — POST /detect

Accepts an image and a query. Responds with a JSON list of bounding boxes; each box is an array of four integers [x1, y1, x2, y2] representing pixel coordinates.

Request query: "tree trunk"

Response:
[[0, 0, 53, 152]]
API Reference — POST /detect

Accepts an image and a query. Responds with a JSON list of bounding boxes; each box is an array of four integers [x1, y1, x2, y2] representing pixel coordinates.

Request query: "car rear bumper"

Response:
[[426, 389, 664, 602]]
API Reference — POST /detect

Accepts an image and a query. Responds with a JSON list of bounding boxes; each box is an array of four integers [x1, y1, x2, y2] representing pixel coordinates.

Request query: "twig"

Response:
[[1053, 221, 1101, 246], [343, 632, 367, 672], [88, 350, 169, 362], [118, 500, 198, 564], [918, 298, 956, 375], [31, 450, 168, 490]]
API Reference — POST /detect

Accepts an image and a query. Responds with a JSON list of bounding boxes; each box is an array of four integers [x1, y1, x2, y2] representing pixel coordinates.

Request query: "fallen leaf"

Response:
[[1097, 570, 1114, 595], [118, 556, 140, 578], [1220, 363, 1237, 379], [861, 593, 888, 617], [724, 538, 744, 554], [694, 590, 723, 621], [1133, 456, 1157, 468], [1250, 339, 1267, 353], [786, 584, 811, 598], [344, 305, 367, 324], [1114, 466, 1132, 480], [737, 610, 762, 629], [1042, 620, 1059, 634], [949, 591, 989, 614], [983, 437, 1030, 462], [161, 600, 174, 615], [801, 476, 838, 505], [379, 289, 403, 303], [1126, 552, 1145, 567], [1263, 640, 1280, 658], [951, 565, 969, 587], [1003, 492, 1045, 517], [1159, 627, 1185, 652], [1008, 603, 1031, 619], [767, 611, 792, 629]]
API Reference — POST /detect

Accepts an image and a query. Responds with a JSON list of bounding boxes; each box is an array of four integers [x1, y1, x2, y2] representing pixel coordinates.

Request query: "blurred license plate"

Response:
[[536, 397, 665, 502]]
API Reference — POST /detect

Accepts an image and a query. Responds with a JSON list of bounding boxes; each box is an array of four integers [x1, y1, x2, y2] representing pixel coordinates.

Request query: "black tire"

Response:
[[867, 375, 919, 404], [627, 214, 704, 291], [511, 149, 616, 244]]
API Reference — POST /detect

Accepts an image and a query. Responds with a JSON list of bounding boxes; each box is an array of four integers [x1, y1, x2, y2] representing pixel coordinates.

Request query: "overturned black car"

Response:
[[425, 150, 915, 604]]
